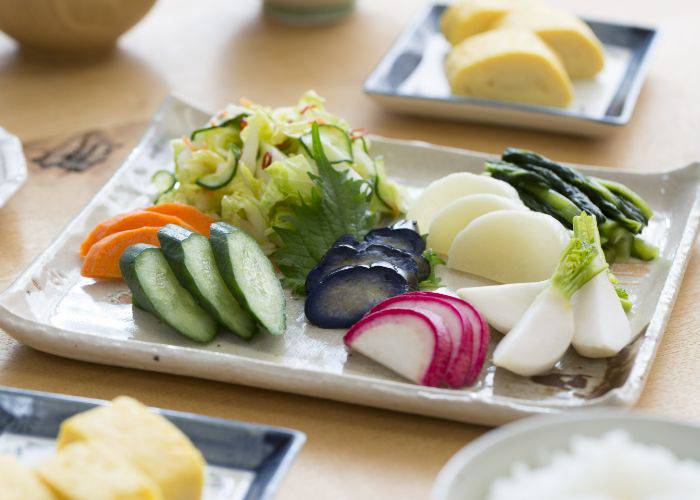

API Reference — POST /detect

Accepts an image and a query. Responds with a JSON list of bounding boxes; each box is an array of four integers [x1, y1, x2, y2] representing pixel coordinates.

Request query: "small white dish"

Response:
[[364, 4, 658, 136], [432, 411, 700, 500], [0, 127, 27, 209]]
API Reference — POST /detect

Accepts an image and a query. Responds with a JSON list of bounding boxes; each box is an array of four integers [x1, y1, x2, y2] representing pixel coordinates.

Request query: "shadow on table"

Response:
[[0, 41, 167, 140]]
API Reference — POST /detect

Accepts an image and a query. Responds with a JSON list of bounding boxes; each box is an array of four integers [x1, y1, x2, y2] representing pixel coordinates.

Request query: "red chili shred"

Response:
[[300, 104, 317, 114], [262, 152, 272, 169], [349, 128, 367, 140]]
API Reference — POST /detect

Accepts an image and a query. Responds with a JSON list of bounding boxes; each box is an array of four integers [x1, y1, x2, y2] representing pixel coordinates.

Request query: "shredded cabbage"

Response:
[[157, 91, 407, 253]]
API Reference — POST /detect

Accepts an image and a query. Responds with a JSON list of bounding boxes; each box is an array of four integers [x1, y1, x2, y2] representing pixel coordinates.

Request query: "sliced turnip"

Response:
[[406, 172, 521, 232], [572, 272, 633, 358], [344, 308, 452, 386], [447, 210, 570, 283], [370, 294, 473, 389], [457, 280, 548, 333], [408, 291, 490, 386], [493, 215, 607, 377], [493, 286, 575, 377], [427, 194, 527, 254], [570, 214, 633, 358]]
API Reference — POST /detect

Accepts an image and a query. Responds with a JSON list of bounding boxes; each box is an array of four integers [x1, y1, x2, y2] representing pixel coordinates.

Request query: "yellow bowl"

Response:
[[0, 0, 156, 56]]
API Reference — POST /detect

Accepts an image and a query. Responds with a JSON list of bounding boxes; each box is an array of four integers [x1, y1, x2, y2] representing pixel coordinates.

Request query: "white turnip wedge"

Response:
[[573, 272, 632, 357], [406, 172, 520, 232], [344, 308, 453, 387], [457, 280, 548, 333], [370, 294, 473, 388], [493, 215, 608, 377], [571, 214, 633, 358], [409, 292, 490, 386], [447, 210, 570, 283], [427, 194, 527, 254]]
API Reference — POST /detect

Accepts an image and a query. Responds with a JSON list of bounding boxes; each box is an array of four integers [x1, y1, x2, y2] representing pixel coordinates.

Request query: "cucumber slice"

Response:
[[300, 124, 353, 164], [190, 114, 247, 156], [157, 224, 257, 339], [119, 244, 218, 343], [210, 222, 286, 336], [190, 114, 247, 142], [351, 138, 376, 178], [196, 145, 240, 190], [151, 170, 176, 199]]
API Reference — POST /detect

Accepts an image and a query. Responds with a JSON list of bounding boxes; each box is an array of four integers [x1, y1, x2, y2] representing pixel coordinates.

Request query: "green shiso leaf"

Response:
[[273, 122, 376, 293]]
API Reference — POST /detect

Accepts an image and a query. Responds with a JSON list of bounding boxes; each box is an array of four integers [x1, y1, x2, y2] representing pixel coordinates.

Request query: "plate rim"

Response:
[[363, 3, 659, 127], [0, 94, 698, 426]]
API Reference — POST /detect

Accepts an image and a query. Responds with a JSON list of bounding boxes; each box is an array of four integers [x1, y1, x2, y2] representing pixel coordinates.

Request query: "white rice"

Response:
[[487, 430, 700, 500]]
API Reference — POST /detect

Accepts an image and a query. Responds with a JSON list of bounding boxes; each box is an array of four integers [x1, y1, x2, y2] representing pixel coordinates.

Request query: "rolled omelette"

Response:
[[445, 28, 574, 108]]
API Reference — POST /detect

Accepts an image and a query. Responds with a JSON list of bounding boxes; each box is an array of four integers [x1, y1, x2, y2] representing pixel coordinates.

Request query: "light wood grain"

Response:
[[0, 1, 698, 498]]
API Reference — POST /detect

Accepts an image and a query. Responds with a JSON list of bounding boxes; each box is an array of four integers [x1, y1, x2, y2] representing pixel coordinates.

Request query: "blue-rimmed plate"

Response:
[[364, 4, 658, 136], [0, 387, 305, 500]]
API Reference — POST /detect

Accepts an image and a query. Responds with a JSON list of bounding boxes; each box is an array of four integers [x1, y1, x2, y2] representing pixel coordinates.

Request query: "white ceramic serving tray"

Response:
[[0, 96, 698, 426]]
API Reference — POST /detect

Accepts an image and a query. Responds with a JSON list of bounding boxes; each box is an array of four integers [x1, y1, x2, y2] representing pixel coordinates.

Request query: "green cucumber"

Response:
[[119, 244, 218, 343], [350, 137, 376, 178], [300, 124, 353, 164], [210, 222, 286, 336], [151, 170, 176, 200], [196, 145, 240, 190], [190, 114, 247, 142], [157, 224, 257, 339]]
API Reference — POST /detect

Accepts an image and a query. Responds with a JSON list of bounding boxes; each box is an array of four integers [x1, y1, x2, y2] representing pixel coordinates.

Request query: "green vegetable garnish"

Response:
[[550, 237, 607, 301], [573, 212, 634, 311], [418, 249, 445, 290], [273, 122, 377, 293]]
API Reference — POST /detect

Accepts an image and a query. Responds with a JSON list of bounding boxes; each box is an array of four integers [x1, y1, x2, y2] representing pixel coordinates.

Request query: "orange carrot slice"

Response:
[[146, 203, 216, 237], [79, 210, 195, 257], [81, 227, 161, 279]]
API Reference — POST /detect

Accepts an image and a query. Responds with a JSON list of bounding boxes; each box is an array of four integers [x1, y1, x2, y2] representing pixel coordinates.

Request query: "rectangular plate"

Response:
[[0, 95, 698, 426], [0, 386, 304, 500], [364, 4, 658, 136]]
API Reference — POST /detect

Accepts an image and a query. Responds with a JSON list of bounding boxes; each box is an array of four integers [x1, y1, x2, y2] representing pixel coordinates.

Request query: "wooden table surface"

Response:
[[1, 0, 699, 498]]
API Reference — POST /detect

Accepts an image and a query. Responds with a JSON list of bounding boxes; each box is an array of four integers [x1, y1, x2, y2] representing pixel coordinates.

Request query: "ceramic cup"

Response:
[[263, 0, 356, 25], [0, 0, 156, 56]]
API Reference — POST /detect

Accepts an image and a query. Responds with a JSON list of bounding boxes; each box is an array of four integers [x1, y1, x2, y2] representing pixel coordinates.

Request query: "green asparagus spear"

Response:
[[485, 162, 581, 226], [631, 236, 659, 261], [592, 176, 653, 221], [518, 163, 606, 223], [502, 148, 647, 232], [516, 189, 574, 227]]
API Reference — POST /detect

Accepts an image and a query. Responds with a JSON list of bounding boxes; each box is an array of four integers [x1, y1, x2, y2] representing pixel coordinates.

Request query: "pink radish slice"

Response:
[[344, 308, 452, 387], [407, 292, 490, 386], [369, 294, 472, 389]]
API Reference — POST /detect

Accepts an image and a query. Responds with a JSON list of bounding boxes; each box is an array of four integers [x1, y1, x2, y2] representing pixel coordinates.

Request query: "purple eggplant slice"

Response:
[[332, 234, 362, 249], [305, 264, 410, 328], [390, 219, 419, 232], [305, 245, 359, 294], [305, 244, 420, 294], [364, 227, 426, 256]]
